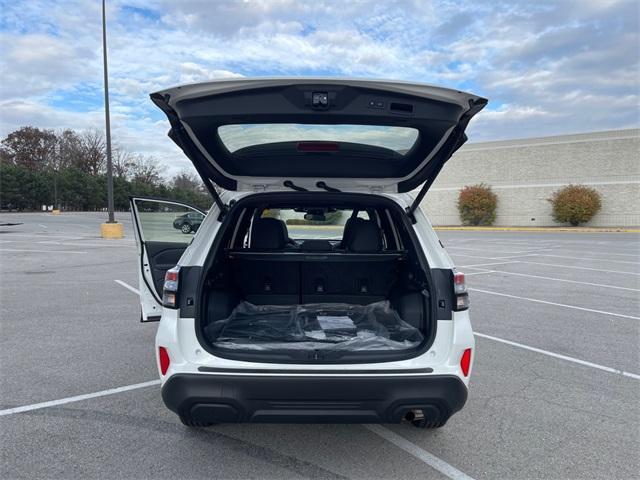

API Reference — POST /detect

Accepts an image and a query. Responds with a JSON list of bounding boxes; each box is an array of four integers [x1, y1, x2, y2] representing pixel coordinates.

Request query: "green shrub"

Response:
[[548, 184, 601, 226], [457, 183, 498, 226]]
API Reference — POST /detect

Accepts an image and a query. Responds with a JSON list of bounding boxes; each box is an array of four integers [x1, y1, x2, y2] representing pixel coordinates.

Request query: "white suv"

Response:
[[130, 78, 486, 428]]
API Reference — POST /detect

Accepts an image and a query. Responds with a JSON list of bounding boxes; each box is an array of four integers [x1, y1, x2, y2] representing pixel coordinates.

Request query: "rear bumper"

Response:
[[161, 373, 467, 424]]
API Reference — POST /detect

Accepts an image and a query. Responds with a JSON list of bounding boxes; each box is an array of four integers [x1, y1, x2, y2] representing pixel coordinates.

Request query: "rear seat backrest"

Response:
[[338, 216, 359, 249], [233, 216, 397, 306], [234, 217, 298, 304], [302, 219, 397, 304], [232, 257, 299, 305], [345, 219, 383, 253], [300, 239, 333, 252], [250, 217, 287, 250]]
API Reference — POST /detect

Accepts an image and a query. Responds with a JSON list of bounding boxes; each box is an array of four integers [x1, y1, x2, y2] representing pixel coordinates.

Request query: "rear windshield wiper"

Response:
[[316, 181, 341, 192], [283, 180, 308, 191]]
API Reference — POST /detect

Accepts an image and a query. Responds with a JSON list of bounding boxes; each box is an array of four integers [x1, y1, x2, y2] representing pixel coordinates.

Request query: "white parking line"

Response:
[[0, 380, 161, 417], [469, 287, 640, 320], [447, 245, 549, 255], [530, 253, 640, 265], [449, 253, 506, 261], [458, 253, 640, 276], [475, 332, 640, 380], [38, 241, 133, 248], [365, 425, 475, 480], [0, 378, 475, 480], [446, 240, 640, 256], [452, 253, 532, 261], [0, 233, 91, 239], [0, 248, 87, 254], [549, 249, 640, 258], [471, 269, 640, 292], [459, 261, 519, 268], [115, 280, 140, 295], [518, 260, 640, 276]]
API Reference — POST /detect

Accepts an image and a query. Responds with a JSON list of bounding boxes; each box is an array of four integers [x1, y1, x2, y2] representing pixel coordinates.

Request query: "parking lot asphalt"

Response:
[[1, 212, 638, 480]]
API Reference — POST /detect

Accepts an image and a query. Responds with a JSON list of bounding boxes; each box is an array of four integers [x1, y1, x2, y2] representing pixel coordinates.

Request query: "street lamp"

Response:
[[100, 0, 123, 238]]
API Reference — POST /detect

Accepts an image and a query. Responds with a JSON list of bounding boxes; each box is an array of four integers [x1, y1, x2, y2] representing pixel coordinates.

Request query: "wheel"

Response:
[[180, 223, 192, 234], [179, 415, 214, 427]]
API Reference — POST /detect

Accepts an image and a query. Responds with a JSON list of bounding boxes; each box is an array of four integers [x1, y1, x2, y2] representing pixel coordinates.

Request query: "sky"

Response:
[[0, 0, 638, 177]]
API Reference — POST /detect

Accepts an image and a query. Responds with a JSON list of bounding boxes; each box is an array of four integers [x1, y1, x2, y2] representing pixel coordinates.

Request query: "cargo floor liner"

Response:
[[205, 301, 423, 351]]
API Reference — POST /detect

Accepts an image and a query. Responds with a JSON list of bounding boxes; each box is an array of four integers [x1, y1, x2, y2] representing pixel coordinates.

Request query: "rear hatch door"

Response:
[[151, 78, 487, 193]]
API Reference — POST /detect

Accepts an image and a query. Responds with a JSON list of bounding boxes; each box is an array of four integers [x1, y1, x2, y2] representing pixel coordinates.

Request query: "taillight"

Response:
[[163, 266, 180, 308], [460, 348, 472, 376], [453, 271, 469, 311], [158, 346, 170, 375]]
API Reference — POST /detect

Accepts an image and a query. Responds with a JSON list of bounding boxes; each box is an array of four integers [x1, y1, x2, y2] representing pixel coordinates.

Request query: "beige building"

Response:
[[420, 129, 640, 227]]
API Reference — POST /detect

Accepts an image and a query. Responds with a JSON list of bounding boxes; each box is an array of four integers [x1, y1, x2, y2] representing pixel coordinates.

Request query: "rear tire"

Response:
[[180, 223, 192, 234], [179, 416, 215, 428]]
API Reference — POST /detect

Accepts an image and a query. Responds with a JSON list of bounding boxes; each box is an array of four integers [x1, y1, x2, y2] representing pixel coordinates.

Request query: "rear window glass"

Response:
[[218, 124, 419, 153], [259, 208, 369, 241]]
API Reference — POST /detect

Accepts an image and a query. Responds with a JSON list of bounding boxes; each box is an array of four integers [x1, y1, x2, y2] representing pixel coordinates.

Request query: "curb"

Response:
[[433, 226, 640, 233]]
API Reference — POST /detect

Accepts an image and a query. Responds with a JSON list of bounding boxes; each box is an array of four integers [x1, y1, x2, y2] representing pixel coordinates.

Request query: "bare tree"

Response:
[[80, 130, 106, 175], [112, 146, 134, 178], [129, 155, 165, 186], [55, 129, 84, 171], [172, 170, 203, 192]]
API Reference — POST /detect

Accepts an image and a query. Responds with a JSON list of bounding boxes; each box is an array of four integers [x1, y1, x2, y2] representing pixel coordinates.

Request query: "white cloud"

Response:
[[0, 0, 637, 178]]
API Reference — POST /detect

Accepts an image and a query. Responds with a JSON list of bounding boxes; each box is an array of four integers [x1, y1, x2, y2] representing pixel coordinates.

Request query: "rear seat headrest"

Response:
[[346, 219, 382, 253], [339, 216, 358, 248], [250, 217, 288, 250]]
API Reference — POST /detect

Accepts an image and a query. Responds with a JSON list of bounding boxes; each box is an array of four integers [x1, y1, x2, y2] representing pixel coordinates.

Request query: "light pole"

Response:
[[102, 0, 115, 223], [100, 0, 123, 238]]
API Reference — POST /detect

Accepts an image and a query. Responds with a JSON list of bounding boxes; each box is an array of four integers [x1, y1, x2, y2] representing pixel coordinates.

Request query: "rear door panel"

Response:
[[129, 197, 206, 322]]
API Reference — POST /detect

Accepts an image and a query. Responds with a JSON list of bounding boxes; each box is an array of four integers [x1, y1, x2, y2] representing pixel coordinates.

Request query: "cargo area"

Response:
[[205, 300, 423, 352], [196, 193, 436, 362]]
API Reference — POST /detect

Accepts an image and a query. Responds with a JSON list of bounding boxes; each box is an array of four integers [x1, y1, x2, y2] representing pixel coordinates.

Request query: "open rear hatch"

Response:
[[151, 78, 487, 194], [147, 79, 485, 363]]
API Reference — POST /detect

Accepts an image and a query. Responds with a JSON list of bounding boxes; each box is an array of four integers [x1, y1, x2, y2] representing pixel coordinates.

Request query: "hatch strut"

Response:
[[405, 127, 468, 224], [405, 175, 438, 224], [208, 182, 229, 220], [405, 98, 488, 224]]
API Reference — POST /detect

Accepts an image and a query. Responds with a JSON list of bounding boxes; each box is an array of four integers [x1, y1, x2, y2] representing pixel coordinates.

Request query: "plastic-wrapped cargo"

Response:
[[205, 301, 423, 351]]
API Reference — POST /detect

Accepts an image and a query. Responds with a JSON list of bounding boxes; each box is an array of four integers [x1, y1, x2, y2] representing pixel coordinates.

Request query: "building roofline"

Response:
[[463, 128, 639, 151]]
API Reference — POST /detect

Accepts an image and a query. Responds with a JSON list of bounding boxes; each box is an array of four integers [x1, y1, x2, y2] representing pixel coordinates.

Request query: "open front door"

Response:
[[129, 197, 206, 322]]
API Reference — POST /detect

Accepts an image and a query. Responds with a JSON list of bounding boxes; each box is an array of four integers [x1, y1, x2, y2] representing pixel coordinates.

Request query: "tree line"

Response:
[[0, 126, 212, 211]]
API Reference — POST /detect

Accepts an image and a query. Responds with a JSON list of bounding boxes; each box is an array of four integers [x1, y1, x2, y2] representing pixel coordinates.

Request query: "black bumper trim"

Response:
[[162, 373, 467, 424], [197, 367, 434, 374]]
